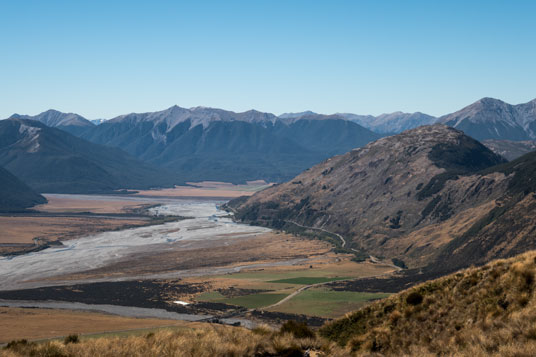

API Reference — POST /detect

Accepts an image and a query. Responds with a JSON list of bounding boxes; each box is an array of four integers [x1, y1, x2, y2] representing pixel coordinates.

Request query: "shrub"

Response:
[[6, 339, 28, 348], [406, 291, 423, 306], [392, 258, 407, 269], [5, 339, 30, 352], [279, 320, 315, 339], [273, 345, 305, 357], [64, 333, 80, 344]]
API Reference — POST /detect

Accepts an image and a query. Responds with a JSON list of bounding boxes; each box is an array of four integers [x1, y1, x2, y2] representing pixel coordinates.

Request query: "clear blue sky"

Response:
[[1, 0, 535, 119]]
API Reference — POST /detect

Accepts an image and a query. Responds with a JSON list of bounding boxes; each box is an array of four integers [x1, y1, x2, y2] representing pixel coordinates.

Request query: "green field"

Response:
[[270, 287, 390, 318], [223, 270, 353, 282], [196, 291, 289, 309], [268, 276, 351, 285]]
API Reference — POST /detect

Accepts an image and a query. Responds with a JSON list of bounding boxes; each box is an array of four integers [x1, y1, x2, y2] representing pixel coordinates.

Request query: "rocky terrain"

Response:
[[228, 124, 536, 272]]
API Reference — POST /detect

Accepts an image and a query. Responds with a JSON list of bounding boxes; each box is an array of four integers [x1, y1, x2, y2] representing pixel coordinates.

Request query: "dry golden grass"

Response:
[[321, 250, 536, 356], [1, 324, 347, 357]]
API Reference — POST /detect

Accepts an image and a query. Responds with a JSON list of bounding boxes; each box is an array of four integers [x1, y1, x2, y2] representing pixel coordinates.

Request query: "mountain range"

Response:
[[4, 97, 536, 191], [0, 119, 177, 193], [283, 98, 536, 142], [10, 110, 94, 137], [228, 124, 536, 273], [438, 97, 536, 141], [9, 106, 380, 184]]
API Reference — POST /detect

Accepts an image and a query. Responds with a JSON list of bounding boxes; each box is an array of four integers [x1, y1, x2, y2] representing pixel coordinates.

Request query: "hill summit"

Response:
[[228, 124, 536, 272]]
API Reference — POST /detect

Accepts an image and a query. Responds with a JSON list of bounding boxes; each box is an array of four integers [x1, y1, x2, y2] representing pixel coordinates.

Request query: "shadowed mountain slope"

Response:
[[0, 166, 46, 212], [0, 119, 176, 193], [74, 106, 380, 183]]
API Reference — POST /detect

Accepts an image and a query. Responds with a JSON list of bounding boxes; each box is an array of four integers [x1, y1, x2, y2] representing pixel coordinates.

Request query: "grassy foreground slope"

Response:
[[4, 251, 536, 356], [320, 250, 536, 356]]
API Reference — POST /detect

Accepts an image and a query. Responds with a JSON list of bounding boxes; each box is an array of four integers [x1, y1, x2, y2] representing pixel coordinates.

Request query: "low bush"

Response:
[[279, 320, 315, 339], [405, 291, 423, 306], [64, 333, 79, 344]]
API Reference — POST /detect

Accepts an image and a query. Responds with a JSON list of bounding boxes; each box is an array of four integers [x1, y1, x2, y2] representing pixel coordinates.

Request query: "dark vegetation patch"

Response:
[[0, 280, 333, 327], [416, 171, 461, 201], [64, 334, 80, 344], [0, 280, 229, 315], [405, 291, 423, 305], [388, 210, 402, 229], [428, 138, 506, 173], [326, 269, 453, 294], [268, 277, 351, 285], [279, 320, 315, 339], [418, 138, 506, 201], [249, 310, 327, 327], [217, 287, 270, 298], [391, 258, 407, 269]]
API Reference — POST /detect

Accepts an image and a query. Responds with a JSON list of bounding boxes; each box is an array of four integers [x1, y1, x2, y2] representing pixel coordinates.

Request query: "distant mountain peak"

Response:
[[439, 97, 536, 141], [278, 111, 318, 119], [8, 110, 94, 135]]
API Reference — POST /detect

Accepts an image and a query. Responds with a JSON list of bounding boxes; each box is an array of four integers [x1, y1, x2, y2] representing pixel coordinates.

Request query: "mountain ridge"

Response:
[[227, 124, 536, 272], [0, 118, 177, 193], [439, 97, 536, 141]]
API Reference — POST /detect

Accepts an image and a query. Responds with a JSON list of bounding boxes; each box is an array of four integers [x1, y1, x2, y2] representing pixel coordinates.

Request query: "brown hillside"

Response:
[[229, 125, 515, 270], [320, 250, 536, 356]]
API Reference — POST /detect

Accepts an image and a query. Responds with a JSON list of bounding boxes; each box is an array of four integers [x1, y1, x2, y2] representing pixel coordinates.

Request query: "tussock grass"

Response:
[[1, 324, 347, 357], [320, 250, 536, 356]]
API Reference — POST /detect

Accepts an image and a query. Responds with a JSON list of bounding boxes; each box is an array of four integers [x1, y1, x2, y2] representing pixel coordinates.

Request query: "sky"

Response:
[[1, 0, 535, 119]]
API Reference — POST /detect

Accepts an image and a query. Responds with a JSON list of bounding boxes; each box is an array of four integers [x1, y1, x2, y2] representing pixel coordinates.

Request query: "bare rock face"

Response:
[[230, 125, 519, 270]]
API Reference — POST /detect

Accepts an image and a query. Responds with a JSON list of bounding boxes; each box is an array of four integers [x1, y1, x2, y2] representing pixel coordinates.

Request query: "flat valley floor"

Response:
[[0, 182, 396, 343]]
